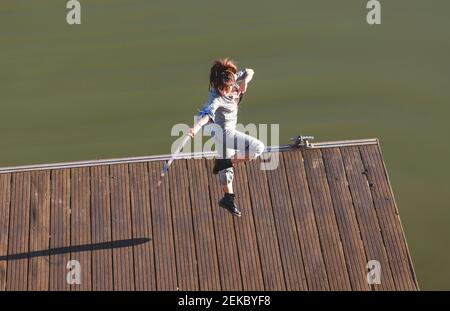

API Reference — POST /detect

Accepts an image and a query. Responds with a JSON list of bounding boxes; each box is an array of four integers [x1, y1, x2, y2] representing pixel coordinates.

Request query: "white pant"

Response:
[[214, 129, 265, 185]]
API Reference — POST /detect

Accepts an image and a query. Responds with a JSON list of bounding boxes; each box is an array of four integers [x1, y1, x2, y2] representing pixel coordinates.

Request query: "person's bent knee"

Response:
[[254, 140, 265, 158]]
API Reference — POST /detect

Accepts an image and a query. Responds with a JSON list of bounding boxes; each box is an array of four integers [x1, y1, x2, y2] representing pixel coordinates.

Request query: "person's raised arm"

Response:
[[238, 68, 255, 94], [244, 68, 255, 83]]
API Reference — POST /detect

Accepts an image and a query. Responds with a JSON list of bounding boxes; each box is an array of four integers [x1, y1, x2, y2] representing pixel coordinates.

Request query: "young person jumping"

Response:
[[188, 58, 265, 217]]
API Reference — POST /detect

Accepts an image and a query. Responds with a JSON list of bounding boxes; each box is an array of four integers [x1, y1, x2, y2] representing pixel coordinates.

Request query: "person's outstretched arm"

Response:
[[188, 114, 211, 138]]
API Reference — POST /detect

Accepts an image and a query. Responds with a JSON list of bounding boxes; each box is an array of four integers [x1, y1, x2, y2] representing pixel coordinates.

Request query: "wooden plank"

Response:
[[245, 159, 286, 291], [186, 159, 221, 290], [28, 171, 51, 291], [283, 150, 329, 291], [302, 149, 352, 290], [231, 162, 266, 290], [360, 144, 418, 290], [90, 166, 113, 291], [148, 161, 177, 290], [6, 172, 31, 291], [70, 167, 92, 291], [109, 164, 135, 291], [0, 142, 418, 291], [340, 146, 395, 290], [0, 173, 12, 291], [129, 162, 157, 291], [205, 159, 242, 291], [49, 169, 71, 291], [264, 155, 308, 290], [168, 160, 199, 290], [321, 148, 370, 290]]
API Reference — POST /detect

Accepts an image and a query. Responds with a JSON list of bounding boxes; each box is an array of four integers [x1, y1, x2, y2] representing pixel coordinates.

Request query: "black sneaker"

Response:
[[213, 159, 233, 175], [218, 193, 242, 217]]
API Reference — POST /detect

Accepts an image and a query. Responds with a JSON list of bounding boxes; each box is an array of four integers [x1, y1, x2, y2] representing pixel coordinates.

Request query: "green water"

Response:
[[1, 0, 449, 290]]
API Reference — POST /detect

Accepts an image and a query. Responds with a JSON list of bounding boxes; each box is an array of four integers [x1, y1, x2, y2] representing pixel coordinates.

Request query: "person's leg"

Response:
[[213, 131, 265, 173], [223, 180, 233, 194], [230, 131, 265, 164], [212, 132, 234, 174], [218, 146, 235, 192], [215, 135, 239, 215], [214, 130, 266, 217], [217, 155, 241, 216]]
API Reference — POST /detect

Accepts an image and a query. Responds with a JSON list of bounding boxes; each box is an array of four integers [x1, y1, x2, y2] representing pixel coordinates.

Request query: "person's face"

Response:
[[220, 74, 238, 96]]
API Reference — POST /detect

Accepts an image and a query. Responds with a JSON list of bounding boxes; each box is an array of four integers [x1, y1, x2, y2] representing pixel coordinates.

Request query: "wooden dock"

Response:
[[0, 139, 418, 291]]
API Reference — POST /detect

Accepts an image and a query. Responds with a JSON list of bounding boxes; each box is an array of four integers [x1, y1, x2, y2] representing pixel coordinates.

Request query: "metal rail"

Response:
[[0, 138, 378, 174]]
